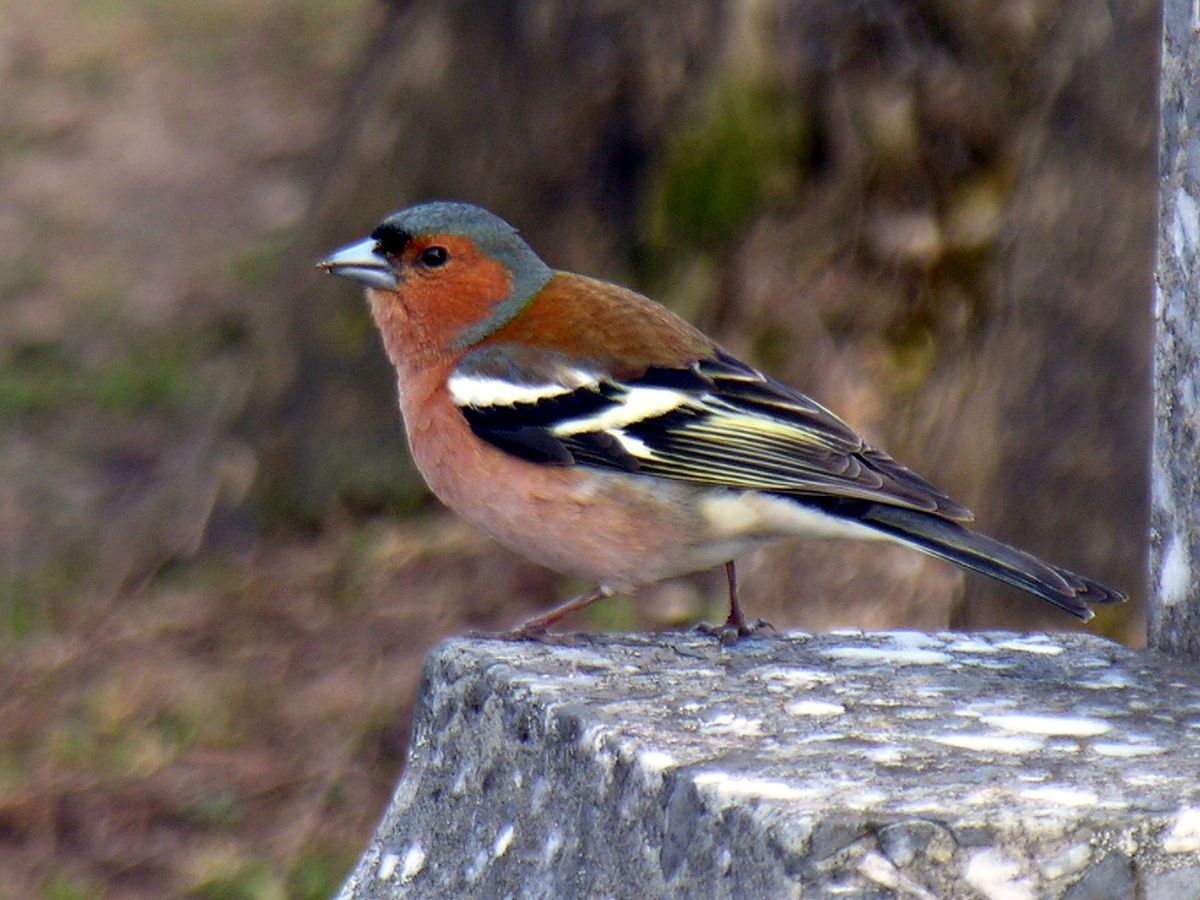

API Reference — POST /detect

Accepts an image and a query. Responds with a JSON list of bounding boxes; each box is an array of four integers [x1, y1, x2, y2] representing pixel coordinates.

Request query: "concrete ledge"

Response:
[[340, 632, 1200, 899]]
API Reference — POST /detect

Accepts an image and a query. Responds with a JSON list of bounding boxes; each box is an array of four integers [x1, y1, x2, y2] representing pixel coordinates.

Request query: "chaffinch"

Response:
[[318, 201, 1125, 640]]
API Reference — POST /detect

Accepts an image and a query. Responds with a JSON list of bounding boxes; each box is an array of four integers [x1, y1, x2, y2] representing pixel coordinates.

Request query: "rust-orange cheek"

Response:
[[375, 242, 515, 365]]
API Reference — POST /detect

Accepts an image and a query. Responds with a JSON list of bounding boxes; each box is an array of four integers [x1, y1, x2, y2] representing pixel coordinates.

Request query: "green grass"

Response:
[[647, 79, 812, 250], [0, 337, 203, 419], [286, 844, 355, 900], [39, 870, 98, 900], [189, 857, 281, 900], [184, 790, 248, 830]]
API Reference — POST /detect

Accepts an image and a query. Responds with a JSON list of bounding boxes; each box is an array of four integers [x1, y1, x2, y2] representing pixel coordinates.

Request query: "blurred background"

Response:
[[0, 0, 1157, 896]]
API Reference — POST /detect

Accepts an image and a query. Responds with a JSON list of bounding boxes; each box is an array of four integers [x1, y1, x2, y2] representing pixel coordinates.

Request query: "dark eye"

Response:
[[419, 246, 449, 268]]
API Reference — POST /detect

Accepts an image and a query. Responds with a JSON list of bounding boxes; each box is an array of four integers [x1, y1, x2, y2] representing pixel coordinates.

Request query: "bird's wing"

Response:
[[451, 344, 973, 522]]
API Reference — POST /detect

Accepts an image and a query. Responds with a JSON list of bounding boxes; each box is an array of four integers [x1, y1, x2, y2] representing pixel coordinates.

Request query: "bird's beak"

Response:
[[316, 238, 399, 290]]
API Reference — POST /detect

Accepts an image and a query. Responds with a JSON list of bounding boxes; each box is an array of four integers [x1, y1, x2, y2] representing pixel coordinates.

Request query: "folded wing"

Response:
[[450, 344, 973, 523]]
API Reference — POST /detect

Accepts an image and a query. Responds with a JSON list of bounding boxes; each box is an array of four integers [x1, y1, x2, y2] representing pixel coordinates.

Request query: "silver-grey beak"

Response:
[[316, 238, 399, 290]]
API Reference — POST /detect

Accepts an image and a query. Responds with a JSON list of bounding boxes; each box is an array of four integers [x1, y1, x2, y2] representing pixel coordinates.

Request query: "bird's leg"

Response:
[[694, 561, 773, 645], [502, 584, 615, 640], [724, 560, 746, 633]]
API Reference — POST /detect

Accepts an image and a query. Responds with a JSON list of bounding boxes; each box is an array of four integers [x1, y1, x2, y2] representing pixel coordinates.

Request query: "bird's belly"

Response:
[[402, 387, 767, 587], [431, 454, 756, 588]]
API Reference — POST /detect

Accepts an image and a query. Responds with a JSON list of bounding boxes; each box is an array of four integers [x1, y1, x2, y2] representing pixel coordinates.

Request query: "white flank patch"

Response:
[[552, 386, 690, 435], [448, 371, 596, 407], [980, 714, 1110, 737], [700, 492, 890, 542]]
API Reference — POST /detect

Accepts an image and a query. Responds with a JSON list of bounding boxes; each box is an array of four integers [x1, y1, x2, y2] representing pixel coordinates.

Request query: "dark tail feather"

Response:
[[857, 504, 1127, 620]]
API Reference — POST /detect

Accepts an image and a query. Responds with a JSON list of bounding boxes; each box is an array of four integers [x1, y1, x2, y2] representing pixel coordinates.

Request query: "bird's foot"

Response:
[[692, 617, 775, 646]]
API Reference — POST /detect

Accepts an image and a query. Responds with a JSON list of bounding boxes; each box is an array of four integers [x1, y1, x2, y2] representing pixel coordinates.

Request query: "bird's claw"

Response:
[[692, 617, 775, 646]]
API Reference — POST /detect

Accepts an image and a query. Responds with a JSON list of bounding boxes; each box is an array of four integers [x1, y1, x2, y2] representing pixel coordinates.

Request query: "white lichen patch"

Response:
[[1076, 671, 1135, 690], [1019, 786, 1099, 808], [1173, 188, 1199, 260], [1093, 742, 1167, 758], [785, 699, 846, 716], [981, 714, 1110, 737], [399, 844, 426, 883], [866, 745, 906, 764], [377, 851, 400, 881], [844, 789, 888, 810], [1124, 771, 1169, 788], [693, 771, 822, 802], [945, 638, 1001, 654], [493, 824, 514, 857], [464, 849, 490, 884], [887, 631, 946, 649], [750, 666, 835, 688], [858, 851, 900, 889], [932, 734, 1045, 754], [995, 640, 1064, 656], [529, 776, 550, 811], [541, 646, 627, 669], [1159, 533, 1192, 608], [1044, 739, 1082, 755], [1163, 808, 1200, 853], [822, 647, 952, 666], [637, 750, 676, 772], [1038, 842, 1092, 880], [704, 713, 764, 736], [542, 829, 563, 864], [796, 732, 846, 745], [964, 847, 1036, 900], [580, 723, 609, 754]]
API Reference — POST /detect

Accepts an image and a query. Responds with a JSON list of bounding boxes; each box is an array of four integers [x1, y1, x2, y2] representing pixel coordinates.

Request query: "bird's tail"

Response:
[[856, 504, 1127, 620]]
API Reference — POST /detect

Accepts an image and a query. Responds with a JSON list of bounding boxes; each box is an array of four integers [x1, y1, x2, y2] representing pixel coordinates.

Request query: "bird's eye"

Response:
[[419, 246, 449, 268]]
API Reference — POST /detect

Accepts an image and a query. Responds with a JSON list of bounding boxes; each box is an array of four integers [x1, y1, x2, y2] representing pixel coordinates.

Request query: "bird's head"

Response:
[[318, 202, 553, 352]]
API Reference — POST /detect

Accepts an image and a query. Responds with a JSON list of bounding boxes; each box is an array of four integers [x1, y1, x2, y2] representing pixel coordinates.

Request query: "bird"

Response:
[[317, 201, 1126, 641]]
